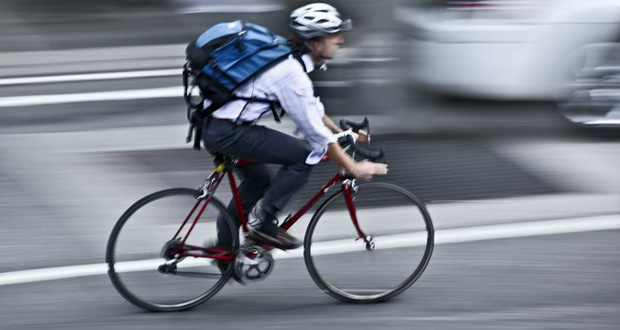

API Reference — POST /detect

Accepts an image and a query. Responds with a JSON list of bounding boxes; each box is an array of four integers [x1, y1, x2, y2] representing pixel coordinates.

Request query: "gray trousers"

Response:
[[202, 118, 314, 247]]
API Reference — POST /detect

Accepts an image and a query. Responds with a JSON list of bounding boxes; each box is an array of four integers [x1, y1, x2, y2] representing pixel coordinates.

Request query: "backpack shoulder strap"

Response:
[[292, 53, 307, 73]]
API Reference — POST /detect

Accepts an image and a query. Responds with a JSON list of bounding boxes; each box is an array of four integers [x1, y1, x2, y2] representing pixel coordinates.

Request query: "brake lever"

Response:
[[339, 117, 369, 134]]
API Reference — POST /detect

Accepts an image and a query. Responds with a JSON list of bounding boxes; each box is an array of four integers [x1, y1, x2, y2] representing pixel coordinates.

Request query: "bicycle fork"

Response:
[[342, 180, 375, 251]]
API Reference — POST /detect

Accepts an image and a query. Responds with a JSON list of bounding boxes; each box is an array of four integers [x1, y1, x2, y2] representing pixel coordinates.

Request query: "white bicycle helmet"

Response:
[[289, 3, 353, 39]]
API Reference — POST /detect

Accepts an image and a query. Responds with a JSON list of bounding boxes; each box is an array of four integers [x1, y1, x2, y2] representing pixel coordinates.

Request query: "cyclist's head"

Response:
[[290, 3, 352, 40], [289, 3, 353, 60]]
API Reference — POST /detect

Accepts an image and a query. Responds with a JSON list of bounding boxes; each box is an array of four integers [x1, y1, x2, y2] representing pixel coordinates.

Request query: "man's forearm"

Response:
[[322, 114, 342, 134], [326, 142, 355, 173]]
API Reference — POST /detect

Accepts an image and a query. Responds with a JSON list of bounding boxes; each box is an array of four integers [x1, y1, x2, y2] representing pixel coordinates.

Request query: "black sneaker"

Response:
[[249, 210, 302, 250], [248, 227, 302, 250]]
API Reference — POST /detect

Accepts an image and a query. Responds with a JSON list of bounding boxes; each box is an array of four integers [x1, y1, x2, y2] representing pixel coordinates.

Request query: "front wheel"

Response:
[[304, 182, 434, 303], [106, 188, 238, 312]]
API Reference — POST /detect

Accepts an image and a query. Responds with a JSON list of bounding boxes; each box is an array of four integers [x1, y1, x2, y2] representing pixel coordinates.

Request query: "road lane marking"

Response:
[[1, 214, 618, 286], [0, 57, 392, 87], [0, 79, 367, 107], [178, 4, 284, 14], [0, 263, 108, 287], [585, 119, 620, 125], [0, 69, 180, 86], [0, 87, 183, 107], [0, 82, 353, 107], [0, 78, 362, 108]]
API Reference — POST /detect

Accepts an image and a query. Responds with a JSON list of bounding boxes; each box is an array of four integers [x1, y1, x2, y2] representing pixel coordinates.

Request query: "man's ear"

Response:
[[306, 39, 317, 50], [306, 38, 323, 51]]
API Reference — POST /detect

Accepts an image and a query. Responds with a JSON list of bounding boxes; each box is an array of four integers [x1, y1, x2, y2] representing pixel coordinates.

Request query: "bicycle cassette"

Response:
[[160, 238, 187, 261]]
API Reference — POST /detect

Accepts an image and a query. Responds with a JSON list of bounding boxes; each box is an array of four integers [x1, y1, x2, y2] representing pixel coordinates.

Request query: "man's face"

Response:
[[310, 33, 344, 59]]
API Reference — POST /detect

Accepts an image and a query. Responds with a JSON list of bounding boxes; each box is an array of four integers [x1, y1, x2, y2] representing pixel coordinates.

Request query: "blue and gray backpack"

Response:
[[183, 20, 298, 150]]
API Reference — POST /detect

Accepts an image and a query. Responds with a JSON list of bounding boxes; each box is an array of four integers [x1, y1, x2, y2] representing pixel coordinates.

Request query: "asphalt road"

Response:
[[1, 4, 619, 329], [1, 230, 618, 330]]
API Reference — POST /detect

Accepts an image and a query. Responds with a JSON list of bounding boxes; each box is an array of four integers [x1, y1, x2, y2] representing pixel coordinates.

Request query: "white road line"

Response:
[[0, 87, 183, 107], [0, 81, 351, 107], [178, 4, 284, 14], [1, 214, 618, 287], [0, 69, 180, 86], [585, 119, 620, 125], [0, 58, 389, 87], [0, 264, 108, 287]]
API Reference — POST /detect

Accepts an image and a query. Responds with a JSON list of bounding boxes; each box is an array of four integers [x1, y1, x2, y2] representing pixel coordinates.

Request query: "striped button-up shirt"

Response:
[[208, 54, 336, 165]]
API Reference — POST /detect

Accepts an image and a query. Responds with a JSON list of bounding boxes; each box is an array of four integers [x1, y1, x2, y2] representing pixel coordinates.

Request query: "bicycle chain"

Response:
[[167, 270, 224, 279]]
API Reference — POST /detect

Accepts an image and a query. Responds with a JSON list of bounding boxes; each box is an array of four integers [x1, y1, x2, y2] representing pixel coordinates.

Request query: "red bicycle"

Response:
[[106, 119, 434, 312]]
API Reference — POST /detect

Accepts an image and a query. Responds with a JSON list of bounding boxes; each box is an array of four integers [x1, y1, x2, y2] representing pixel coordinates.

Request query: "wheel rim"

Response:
[[106, 188, 237, 311], [304, 182, 434, 302]]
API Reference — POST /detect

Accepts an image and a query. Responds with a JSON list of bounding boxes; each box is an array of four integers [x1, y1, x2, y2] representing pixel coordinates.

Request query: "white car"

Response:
[[558, 42, 620, 126], [395, 0, 620, 101]]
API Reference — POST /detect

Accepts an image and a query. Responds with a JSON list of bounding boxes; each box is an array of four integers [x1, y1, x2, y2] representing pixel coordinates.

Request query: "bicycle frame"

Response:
[[168, 157, 373, 260]]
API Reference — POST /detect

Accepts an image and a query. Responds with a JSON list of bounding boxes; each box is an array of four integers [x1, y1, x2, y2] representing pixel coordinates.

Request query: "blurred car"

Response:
[[395, 0, 620, 101], [559, 43, 620, 127]]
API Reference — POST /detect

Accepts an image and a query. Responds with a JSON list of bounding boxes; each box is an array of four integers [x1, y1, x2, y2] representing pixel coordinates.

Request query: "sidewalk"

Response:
[[0, 0, 290, 52]]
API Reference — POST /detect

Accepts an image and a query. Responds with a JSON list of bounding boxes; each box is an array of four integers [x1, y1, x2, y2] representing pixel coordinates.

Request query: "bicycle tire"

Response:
[[304, 182, 434, 303], [106, 188, 238, 312]]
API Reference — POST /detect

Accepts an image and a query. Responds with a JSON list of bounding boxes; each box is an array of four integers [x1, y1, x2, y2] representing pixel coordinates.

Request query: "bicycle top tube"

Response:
[[210, 151, 331, 171], [238, 155, 330, 164]]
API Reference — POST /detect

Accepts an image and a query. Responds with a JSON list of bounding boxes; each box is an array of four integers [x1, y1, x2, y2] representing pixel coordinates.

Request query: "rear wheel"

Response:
[[106, 188, 238, 312], [304, 182, 434, 303]]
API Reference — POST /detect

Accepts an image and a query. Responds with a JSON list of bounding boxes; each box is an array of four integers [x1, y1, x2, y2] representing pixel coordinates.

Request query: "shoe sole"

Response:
[[248, 230, 301, 250]]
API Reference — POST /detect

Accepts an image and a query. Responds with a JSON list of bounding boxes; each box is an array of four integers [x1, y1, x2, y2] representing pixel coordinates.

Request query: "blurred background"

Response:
[[0, 1, 619, 329]]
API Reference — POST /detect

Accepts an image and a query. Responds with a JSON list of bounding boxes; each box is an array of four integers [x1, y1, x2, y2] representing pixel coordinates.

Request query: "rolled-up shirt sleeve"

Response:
[[273, 63, 336, 165]]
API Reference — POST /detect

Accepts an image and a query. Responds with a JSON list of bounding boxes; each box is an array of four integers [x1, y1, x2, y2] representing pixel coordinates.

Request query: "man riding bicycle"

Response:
[[201, 3, 388, 251]]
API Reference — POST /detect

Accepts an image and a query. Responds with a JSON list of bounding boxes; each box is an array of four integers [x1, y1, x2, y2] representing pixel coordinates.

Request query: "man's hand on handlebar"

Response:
[[354, 129, 370, 144], [329, 117, 386, 180], [350, 159, 388, 181], [336, 129, 369, 145]]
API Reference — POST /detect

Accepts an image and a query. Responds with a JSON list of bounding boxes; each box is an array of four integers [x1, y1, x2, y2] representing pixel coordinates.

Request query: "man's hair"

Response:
[[288, 35, 313, 56]]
